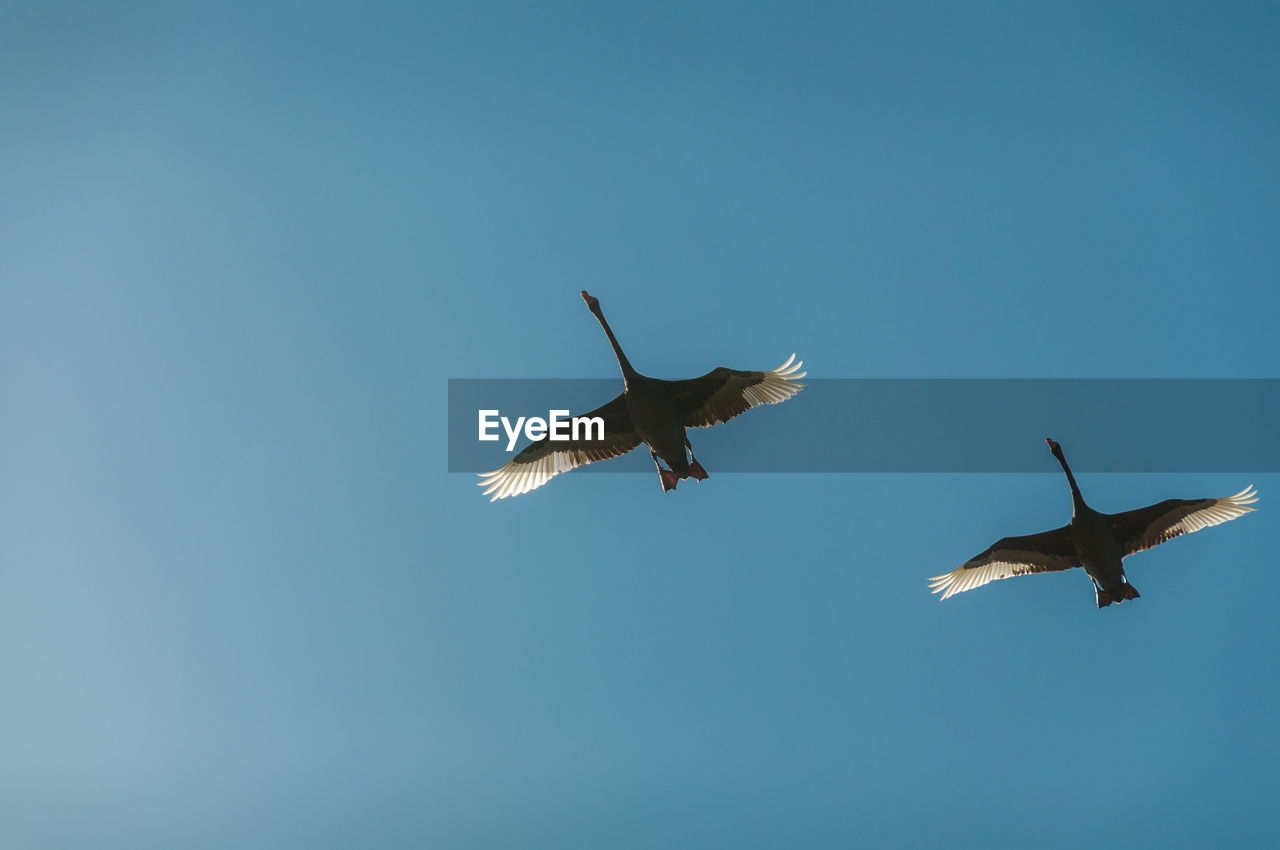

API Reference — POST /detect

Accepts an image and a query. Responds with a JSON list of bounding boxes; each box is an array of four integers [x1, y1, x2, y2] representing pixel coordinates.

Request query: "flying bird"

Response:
[[929, 438, 1257, 607], [478, 291, 805, 500]]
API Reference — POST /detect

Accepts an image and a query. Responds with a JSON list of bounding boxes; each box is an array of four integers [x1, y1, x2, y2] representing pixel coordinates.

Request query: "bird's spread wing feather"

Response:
[[929, 525, 1077, 600], [1107, 486, 1258, 557], [477, 394, 641, 501], [669, 354, 806, 429]]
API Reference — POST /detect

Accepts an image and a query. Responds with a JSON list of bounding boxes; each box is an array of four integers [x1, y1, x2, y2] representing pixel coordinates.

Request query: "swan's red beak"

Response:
[[580, 290, 598, 309], [1045, 438, 1060, 452]]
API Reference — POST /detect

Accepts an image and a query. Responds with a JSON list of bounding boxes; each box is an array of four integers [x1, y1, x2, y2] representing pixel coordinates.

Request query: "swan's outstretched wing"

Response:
[[477, 394, 640, 501], [668, 354, 806, 429], [1108, 486, 1258, 557], [929, 526, 1078, 600]]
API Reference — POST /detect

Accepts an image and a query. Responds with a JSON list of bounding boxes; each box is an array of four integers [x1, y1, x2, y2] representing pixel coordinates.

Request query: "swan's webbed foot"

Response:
[[1095, 588, 1113, 608], [683, 437, 709, 481], [651, 450, 678, 493]]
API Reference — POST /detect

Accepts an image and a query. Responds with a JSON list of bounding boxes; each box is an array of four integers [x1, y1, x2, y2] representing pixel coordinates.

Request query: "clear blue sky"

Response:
[[2, 2, 1277, 847]]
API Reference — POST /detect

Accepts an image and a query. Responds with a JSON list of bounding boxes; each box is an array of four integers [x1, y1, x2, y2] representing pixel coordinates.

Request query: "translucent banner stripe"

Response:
[[449, 379, 1280, 473]]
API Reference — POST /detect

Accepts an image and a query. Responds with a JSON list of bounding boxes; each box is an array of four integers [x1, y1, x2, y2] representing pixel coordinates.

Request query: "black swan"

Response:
[[479, 291, 805, 500], [930, 438, 1258, 607]]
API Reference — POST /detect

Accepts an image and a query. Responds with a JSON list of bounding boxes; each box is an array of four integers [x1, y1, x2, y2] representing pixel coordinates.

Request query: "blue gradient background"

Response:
[[2, 3, 1277, 847]]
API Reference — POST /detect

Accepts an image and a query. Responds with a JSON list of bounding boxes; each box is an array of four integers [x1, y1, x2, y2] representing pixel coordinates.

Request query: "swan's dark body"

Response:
[[1050, 439, 1136, 604], [622, 375, 692, 480]]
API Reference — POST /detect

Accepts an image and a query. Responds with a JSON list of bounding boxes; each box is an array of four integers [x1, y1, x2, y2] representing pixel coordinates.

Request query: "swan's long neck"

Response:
[[590, 305, 638, 384], [1053, 449, 1087, 515]]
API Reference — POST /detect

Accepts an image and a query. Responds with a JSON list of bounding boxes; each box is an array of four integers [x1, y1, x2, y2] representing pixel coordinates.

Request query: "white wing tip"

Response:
[[769, 354, 806, 379], [476, 459, 549, 501], [1227, 484, 1259, 507], [927, 571, 959, 600]]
